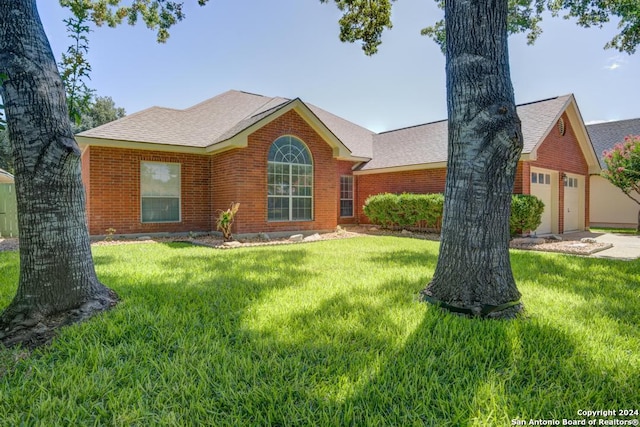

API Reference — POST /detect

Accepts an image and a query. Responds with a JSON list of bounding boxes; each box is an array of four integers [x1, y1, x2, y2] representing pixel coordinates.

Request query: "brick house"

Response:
[[76, 90, 599, 237]]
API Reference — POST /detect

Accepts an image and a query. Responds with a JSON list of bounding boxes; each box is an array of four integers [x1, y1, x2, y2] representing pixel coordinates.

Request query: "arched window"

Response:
[[267, 136, 313, 221]]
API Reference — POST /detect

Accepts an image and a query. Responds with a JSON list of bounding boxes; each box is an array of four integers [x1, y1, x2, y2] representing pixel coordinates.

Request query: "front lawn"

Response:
[[0, 237, 638, 425]]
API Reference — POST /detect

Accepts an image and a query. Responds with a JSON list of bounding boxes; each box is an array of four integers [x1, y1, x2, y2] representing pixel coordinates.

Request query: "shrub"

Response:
[[363, 193, 544, 236], [509, 194, 545, 236], [216, 202, 240, 241], [363, 193, 444, 231]]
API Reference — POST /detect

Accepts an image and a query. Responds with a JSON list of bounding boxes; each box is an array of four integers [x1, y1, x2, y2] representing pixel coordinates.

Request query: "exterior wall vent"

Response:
[[557, 117, 566, 136]]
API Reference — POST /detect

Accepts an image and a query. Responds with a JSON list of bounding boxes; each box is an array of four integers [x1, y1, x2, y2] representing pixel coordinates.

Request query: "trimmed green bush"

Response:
[[510, 194, 545, 236], [363, 193, 444, 230], [363, 193, 544, 236]]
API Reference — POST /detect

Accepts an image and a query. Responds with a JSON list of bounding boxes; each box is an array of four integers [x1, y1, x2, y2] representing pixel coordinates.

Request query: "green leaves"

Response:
[[320, 0, 395, 56], [61, 0, 209, 44], [601, 135, 640, 203], [420, 0, 639, 55]]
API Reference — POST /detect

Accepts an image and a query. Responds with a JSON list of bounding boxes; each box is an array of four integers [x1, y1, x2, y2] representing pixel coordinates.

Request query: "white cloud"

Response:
[[605, 56, 627, 71]]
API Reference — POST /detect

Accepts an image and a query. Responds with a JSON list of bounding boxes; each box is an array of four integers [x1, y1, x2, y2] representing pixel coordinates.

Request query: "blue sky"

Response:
[[37, 0, 639, 132]]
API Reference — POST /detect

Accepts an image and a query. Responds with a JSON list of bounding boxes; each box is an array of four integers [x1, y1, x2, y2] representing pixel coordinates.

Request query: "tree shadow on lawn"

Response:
[[510, 250, 640, 331], [93, 243, 314, 325], [3, 240, 637, 424], [241, 292, 638, 426], [341, 308, 638, 426]]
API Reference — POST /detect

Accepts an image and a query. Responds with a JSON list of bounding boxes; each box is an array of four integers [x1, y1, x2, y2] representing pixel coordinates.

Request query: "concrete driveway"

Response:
[[567, 231, 640, 260]]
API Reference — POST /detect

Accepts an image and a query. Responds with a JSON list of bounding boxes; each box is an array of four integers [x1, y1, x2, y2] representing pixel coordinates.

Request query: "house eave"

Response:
[[354, 162, 448, 175], [76, 136, 208, 155]]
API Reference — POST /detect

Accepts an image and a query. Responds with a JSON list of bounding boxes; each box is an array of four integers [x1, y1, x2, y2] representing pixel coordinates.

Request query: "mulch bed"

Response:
[[0, 227, 613, 256]]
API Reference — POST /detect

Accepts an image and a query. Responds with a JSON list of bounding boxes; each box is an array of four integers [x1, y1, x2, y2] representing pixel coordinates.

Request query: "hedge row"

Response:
[[363, 193, 544, 236]]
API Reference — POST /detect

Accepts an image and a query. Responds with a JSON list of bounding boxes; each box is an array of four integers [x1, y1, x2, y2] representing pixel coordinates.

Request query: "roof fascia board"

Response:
[[76, 136, 208, 155], [354, 161, 448, 175]]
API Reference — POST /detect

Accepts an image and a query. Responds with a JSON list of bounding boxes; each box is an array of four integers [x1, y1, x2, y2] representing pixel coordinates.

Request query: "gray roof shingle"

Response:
[[360, 95, 573, 171], [79, 90, 587, 171], [78, 90, 375, 158], [587, 118, 640, 168]]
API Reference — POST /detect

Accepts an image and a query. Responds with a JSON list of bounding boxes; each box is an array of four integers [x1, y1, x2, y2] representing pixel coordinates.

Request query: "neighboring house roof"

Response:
[[587, 118, 640, 168], [0, 168, 14, 184], [76, 90, 374, 161], [359, 94, 598, 172]]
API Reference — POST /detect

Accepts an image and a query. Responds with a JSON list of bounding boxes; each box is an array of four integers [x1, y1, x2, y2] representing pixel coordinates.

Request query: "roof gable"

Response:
[[358, 94, 599, 173], [76, 90, 373, 162]]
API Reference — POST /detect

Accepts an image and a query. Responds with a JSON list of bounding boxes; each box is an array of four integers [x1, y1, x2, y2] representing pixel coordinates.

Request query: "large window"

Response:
[[141, 161, 181, 223], [340, 175, 354, 217], [267, 136, 313, 221]]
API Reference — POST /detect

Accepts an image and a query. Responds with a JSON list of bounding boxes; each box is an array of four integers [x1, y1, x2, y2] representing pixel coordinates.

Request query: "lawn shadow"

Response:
[[510, 250, 640, 331], [91, 244, 316, 351], [333, 306, 639, 425]]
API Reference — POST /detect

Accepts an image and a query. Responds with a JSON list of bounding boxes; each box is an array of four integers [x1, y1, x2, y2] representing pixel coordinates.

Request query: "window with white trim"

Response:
[[532, 172, 550, 185], [267, 136, 313, 221], [340, 175, 354, 217], [141, 161, 181, 223]]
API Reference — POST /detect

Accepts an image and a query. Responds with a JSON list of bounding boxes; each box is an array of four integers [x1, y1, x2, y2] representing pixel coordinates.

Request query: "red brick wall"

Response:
[[355, 168, 447, 223], [337, 161, 358, 225], [81, 147, 91, 221], [85, 146, 211, 235], [210, 109, 359, 234]]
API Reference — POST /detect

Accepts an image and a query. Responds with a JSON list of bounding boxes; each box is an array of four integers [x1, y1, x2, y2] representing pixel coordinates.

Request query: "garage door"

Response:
[[530, 170, 553, 234], [564, 174, 583, 232]]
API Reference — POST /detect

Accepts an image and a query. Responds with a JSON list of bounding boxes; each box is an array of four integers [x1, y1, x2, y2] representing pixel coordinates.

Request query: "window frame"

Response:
[[339, 175, 354, 218], [140, 161, 181, 224], [267, 136, 314, 222]]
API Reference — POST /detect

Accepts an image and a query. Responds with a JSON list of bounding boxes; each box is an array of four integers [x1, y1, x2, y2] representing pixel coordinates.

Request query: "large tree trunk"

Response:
[[0, 0, 117, 348], [421, 0, 523, 318]]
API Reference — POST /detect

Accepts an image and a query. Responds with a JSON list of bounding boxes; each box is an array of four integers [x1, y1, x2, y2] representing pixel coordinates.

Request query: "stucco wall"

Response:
[[590, 175, 639, 228]]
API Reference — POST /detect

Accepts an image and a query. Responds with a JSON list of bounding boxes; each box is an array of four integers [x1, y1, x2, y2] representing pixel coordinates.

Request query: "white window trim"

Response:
[[140, 161, 182, 224], [267, 137, 314, 222], [340, 175, 354, 218]]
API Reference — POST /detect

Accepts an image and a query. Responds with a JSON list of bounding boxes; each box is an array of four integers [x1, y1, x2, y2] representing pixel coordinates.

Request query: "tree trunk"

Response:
[[0, 0, 117, 348], [421, 0, 523, 318]]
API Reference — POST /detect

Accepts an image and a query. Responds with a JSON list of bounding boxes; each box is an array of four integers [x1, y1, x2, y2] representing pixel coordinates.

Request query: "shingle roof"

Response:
[[587, 118, 640, 168], [0, 168, 14, 184], [78, 90, 375, 158], [359, 95, 573, 171], [79, 90, 587, 171]]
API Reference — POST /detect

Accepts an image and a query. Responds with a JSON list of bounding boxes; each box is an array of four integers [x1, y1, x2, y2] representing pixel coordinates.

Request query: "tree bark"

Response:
[[0, 0, 117, 348], [421, 0, 523, 318]]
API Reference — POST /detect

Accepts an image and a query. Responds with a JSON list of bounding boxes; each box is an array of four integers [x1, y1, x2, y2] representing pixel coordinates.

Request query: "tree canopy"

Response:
[[323, 0, 640, 55]]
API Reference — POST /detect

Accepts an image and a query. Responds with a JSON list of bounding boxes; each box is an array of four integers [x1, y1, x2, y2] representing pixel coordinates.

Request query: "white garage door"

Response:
[[564, 174, 583, 232], [530, 170, 553, 235]]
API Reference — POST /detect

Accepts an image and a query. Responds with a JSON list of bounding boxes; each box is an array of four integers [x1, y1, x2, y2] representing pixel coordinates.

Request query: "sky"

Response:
[[36, 0, 639, 133]]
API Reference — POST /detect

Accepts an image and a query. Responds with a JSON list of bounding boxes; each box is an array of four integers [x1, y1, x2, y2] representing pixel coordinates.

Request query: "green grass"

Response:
[[0, 237, 638, 426], [590, 226, 639, 235]]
